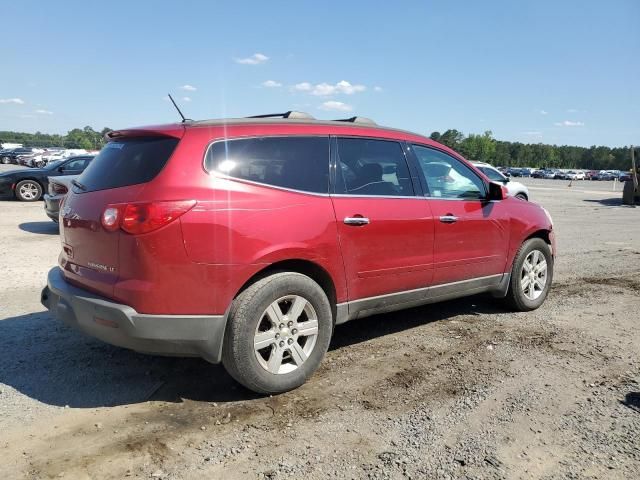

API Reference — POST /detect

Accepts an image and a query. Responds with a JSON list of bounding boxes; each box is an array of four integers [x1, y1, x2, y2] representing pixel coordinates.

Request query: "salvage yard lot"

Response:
[[1, 173, 639, 479]]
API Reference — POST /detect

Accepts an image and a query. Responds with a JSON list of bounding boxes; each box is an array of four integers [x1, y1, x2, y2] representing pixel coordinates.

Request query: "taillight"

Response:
[[52, 183, 68, 195], [101, 206, 121, 231], [101, 200, 196, 235]]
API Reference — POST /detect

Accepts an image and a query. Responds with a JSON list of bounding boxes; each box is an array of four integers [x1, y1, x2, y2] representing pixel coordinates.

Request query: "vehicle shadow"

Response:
[[621, 392, 640, 413], [19, 221, 59, 235], [0, 295, 509, 408], [583, 197, 636, 208]]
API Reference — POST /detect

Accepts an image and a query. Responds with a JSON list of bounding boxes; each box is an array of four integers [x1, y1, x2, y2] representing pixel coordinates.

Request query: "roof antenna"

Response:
[[167, 93, 191, 122]]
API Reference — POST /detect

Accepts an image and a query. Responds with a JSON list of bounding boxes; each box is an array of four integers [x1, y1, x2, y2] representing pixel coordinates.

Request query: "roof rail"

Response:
[[333, 116, 377, 125], [247, 111, 315, 120]]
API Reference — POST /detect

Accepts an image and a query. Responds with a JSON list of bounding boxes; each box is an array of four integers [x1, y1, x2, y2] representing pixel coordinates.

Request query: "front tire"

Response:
[[504, 238, 553, 311], [15, 180, 43, 202], [515, 193, 528, 201], [1, 156, 10, 164], [222, 272, 333, 394]]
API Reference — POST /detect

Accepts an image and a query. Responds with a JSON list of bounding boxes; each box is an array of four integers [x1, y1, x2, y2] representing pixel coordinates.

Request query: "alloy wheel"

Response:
[[521, 250, 548, 300], [254, 295, 319, 375], [19, 182, 40, 200]]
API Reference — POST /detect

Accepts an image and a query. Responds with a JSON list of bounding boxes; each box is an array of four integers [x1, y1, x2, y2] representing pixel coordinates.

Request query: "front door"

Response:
[[331, 137, 435, 302], [409, 144, 510, 285]]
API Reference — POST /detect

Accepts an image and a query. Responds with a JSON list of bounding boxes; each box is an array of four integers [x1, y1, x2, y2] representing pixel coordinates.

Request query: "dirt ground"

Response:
[[1, 172, 639, 480]]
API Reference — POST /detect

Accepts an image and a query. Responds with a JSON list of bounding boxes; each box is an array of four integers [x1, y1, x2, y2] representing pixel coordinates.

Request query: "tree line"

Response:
[[0, 126, 112, 150], [0, 126, 633, 171], [430, 130, 632, 171]]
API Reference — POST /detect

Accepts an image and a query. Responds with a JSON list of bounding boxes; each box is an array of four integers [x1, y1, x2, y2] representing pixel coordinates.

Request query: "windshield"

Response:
[[478, 166, 506, 182]]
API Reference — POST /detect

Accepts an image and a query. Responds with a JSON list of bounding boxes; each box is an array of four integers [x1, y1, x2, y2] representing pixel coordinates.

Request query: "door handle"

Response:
[[344, 216, 370, 226], [439, 215, 459, 224]]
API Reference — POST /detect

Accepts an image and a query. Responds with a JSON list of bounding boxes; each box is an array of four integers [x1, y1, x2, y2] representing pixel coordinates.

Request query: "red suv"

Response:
[[41, 112, 555, 394]]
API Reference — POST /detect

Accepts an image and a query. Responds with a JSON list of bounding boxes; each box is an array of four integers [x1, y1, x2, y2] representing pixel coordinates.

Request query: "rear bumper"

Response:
[[41, 267, 227, 363], [43, 194, 60, 221]]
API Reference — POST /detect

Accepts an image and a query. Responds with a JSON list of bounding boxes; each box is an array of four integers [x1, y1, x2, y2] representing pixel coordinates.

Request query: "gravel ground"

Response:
[[0, 169, 638, 479]]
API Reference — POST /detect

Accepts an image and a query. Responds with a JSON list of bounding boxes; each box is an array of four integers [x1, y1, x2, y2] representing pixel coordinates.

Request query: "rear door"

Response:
[[409, 144, 510, 285], [330, 137, 435, 302], [60, 136, 180, 297]]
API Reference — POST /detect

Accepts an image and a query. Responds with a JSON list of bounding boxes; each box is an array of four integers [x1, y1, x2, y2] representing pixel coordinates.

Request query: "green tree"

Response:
[[438, 129, 464, 150]]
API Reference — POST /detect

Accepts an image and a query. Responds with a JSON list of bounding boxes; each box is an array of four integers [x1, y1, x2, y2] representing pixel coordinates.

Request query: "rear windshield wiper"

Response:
[[72, 179, 87, 191]]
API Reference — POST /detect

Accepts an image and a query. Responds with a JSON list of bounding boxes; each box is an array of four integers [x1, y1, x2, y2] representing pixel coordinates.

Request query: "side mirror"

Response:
[[487, 181, 506, 201], [503, 177, 510, 184]]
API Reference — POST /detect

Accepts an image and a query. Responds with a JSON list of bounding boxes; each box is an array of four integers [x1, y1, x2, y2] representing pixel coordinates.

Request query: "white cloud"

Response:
[[0, 98, 25, 105], [539, 109, 548, 115], [292, 80, 366, 96], [374, 86, 383, 92], [293, 82, 313, 92], [182, 96, 192, 102], [35, 109, 53, 115], [262, 80, 282, 88], [180, 84, 197, 91], [319, 101, 353, 112], [523, 131, 542, 136], [554, 120, 584, 127], [235, 53, 269, 65]]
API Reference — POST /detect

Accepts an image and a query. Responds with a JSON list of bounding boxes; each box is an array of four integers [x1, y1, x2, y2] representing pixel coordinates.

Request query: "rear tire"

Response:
[[15, 180, 43, 202], [222, 272, 333, 394], [504, 238, 553, 311], [1, 156, 10, 164]]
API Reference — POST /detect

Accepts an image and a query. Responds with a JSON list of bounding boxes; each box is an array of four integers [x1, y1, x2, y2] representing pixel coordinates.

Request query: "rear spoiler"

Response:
[[105, 125, 185, 142]]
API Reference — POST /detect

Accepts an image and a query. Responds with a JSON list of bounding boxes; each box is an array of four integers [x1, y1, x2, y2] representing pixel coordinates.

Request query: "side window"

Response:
[[205, 136, 329, 194], [64, 158, 85, 171], [412, 145, 486, 199], [335, 138, 414, 196]]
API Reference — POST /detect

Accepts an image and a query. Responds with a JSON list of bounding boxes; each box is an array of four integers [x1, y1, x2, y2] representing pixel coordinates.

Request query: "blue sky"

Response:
[[1, 0, 638, 147]]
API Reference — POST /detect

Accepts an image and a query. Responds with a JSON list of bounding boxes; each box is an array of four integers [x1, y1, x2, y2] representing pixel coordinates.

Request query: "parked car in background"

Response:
[[619, 171, 632, 182], [544, 170, 558, 179], [44, 175, 77, 222], [0, 155, 94, 201], [472, 162, 529, 200], [531, 169, 546, 179], [41, 113, 555, 394], [566, 171, 586, 180], [553, 171, 570, 180], [593, 171, 616, 181], [0, 148, 17, 164], [4, 147, 43, 164]]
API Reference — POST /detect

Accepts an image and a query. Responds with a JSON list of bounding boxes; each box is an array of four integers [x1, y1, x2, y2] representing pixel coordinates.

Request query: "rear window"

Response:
[[76, 137, 179, 192], [204, 136, 330, 194]]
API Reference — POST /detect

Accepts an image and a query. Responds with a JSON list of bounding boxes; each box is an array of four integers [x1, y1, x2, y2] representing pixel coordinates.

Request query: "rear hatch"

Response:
[[60, 133, 181, 297]]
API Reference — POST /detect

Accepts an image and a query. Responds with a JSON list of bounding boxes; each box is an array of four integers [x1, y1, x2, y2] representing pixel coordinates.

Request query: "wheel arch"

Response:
[[525, 228, 551, 246], [233, 259, 338, 324]]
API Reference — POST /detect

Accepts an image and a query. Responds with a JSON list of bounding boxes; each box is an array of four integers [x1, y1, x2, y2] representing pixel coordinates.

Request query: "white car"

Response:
[[566, 171, 586, 180], [472, 162, 530, 200]]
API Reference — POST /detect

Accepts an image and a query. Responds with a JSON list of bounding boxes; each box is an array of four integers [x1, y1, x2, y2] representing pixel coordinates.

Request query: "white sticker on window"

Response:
[[106, 143, 125, 150], [433, 190, 442, 197]]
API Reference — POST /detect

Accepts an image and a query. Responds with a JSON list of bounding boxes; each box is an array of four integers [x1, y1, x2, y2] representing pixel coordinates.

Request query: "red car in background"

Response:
[[42, 112, 555, 394]]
